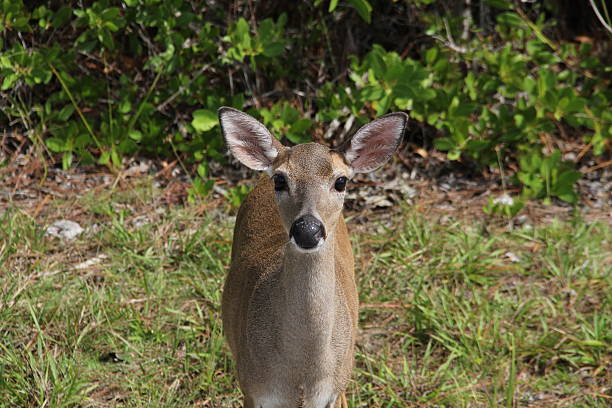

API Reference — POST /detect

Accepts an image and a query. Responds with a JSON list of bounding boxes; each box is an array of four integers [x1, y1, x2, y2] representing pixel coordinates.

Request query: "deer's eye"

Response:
[[334, 176, 348, 192], [272, 173, 288, 191]]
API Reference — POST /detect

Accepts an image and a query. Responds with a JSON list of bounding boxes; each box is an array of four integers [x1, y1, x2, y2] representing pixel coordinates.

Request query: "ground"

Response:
[[0, 155, 610, 407]]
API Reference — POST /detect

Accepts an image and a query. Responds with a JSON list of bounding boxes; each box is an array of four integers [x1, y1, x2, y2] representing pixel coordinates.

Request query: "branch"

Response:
[[589, 0, 612, 34]]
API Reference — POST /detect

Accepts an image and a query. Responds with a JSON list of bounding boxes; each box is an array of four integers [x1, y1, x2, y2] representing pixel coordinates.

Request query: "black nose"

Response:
[[290, 214, 326, 249]]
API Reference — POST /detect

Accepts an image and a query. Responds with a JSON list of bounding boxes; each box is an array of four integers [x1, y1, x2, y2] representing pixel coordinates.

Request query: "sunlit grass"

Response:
[[1, 182, 609, 407]]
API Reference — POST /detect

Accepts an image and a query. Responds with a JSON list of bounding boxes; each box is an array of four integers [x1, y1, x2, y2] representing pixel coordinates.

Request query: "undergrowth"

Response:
[[1, 0, 610, 204]]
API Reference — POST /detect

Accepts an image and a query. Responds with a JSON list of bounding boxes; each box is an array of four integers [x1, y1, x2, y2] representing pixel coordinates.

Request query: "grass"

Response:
[[0, 178, 610, 407]]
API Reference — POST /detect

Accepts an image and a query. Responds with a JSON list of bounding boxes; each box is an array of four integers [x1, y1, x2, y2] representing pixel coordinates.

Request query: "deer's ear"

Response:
[[218, 107, 284, 171], [341, 112, 408, 173]]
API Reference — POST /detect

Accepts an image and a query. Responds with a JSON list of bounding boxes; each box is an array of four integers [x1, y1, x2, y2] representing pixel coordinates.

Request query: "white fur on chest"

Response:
[[253, 378, 336, 408]]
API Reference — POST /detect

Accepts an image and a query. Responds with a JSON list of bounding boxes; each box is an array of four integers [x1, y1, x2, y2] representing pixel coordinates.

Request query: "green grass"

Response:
[[1, 181, 610, 407]]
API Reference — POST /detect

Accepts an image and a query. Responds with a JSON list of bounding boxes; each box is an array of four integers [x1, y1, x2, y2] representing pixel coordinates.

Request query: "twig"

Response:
[[589, 0, 612, 34], [576, 142, 593, 162], [431, 16, 468, 54], [128, 67, 164, 133], [584, 159, 612, 173], [360, 302, 412, 310], [515, 6, 597, 79], [156, 63, 212, 112], [587, 391, 612, 399], [461, 0, 472, 41]]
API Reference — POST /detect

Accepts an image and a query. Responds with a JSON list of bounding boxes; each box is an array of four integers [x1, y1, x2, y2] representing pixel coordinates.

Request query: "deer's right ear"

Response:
[[218, 107, 283, 171], [340, 112, 408, 173]]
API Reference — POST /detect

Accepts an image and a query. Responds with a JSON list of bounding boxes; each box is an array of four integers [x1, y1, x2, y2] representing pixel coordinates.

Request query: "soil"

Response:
[[1, 145, 610, 229]]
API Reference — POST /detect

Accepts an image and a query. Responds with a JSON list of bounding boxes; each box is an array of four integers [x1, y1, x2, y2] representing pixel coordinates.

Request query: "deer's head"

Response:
[[219, 107, 408, 253]]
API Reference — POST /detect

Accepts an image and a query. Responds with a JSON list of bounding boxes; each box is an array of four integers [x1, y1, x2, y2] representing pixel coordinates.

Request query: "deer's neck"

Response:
[[278, 234, 337, 356]]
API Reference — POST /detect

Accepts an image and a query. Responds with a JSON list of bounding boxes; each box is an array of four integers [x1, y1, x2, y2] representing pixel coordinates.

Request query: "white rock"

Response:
[[46, 220, 84, 240], [504, 251, 520, 263], [74, 254, 109, 270], [493, 194, 514, 206], [131, 215, 150, 229]]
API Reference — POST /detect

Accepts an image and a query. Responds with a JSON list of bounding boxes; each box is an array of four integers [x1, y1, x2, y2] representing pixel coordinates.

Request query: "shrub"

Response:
[[0, 0, 609, 203]]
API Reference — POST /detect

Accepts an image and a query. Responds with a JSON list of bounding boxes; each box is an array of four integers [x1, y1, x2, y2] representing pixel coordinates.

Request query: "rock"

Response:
[[504, 251, 520, 263], [74, 254, 108, 270], [131, 215, 150, 229], [493, 194, 514, 206], [45, 220, 84, 240]]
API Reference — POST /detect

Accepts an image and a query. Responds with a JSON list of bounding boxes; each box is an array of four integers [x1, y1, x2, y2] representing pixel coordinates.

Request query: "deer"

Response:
[[218, 107, 408, 408]]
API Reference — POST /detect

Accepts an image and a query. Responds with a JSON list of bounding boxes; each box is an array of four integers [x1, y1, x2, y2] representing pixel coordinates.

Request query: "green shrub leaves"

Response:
[[0, 1, 609, 203]]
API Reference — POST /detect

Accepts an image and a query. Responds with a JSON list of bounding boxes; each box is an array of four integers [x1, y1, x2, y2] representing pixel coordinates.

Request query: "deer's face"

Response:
[[219, 107, 408, 253], [270, 144, 350, 252]]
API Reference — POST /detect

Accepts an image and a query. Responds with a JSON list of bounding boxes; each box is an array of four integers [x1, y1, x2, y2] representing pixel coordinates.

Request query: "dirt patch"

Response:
[[1, 148, 610, 228]]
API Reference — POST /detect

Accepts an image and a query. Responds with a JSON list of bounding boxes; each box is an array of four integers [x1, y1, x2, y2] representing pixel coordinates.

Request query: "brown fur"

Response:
[[222, 145, 358, 407]]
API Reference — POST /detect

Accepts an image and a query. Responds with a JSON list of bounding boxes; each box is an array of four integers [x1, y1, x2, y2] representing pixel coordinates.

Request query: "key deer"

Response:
[[219, 107, 408, 408]]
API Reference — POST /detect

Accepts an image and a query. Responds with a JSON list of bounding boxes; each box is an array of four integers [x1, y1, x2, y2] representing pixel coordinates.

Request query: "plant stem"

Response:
[[49, 63, 102, 151], [128, 67, 164, 133]]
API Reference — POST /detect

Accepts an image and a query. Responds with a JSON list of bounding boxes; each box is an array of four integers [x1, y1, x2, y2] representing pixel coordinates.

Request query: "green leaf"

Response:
[[329, 0, 339, 12], [46, 137, 65, 152], [290, 118, 313, 134], [197, 163, 208, 178], [538, 69, 556, 98], [57, 104, 74, 121], [99, 29, 114, 50], [522, 76, 536, 94], [483, 0, 512, 9], [75, 134, 90, 148], [118, 138, 137, 154], [118, 99, 132, 114], [62, 151, 73, 170], [360, 85, 385, 101], [497, 12, 524, 28], [566, 96, 586, 113], [348, 0, 372, 23], [234, 18, 251, 50], [262, 41, 285, 57], [425, 47, 438, 65], [418, 88, 436, 101], [374, 93, 391, 115], [555, 169, 582, 189], [192, 109, 218, 132], [111, 149, 121, 167], [1, 73, 19, 90], [557, 191, 578, 203], [52, 6, 72, 28], [98, 150, 110, 165], [466, 139, 489, 152], [128, 130, 143, 142], [580, 340, 607, 347], [286, 132, 310, 144], [434, 137, 455, 151], [447, 150, 461, 160]]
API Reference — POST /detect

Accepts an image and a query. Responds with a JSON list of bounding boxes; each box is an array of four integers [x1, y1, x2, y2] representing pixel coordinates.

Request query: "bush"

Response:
[[1, 0, 610, 203]]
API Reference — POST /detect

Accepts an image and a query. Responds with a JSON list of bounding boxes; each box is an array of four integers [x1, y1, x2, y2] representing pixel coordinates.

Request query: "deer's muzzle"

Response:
[[289, 214, 326, 250]]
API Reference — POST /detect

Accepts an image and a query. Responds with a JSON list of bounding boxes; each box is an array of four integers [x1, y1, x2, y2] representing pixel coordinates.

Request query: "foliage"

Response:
[[259, 102, 314, 144], [483, 194, 525, 217], [516, 150, 583, 203], [0, 0, 610, 203]]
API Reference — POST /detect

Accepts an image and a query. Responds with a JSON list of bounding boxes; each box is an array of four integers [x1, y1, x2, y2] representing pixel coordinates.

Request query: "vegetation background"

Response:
[[1, 0, 610, 203], [0, 0, 610, 407]]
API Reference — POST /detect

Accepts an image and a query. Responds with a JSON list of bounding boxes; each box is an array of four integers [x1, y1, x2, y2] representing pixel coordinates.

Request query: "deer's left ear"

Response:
[[340, 112, 408, 173]]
